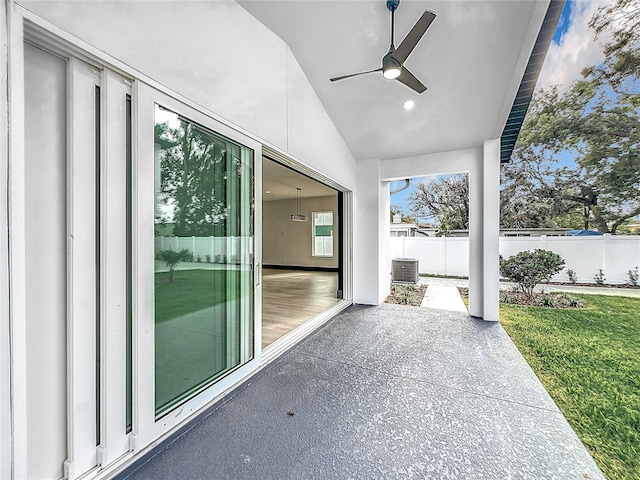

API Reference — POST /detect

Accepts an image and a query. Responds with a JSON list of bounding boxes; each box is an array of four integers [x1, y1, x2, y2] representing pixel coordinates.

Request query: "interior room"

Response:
[[261, 157, 341, 347]]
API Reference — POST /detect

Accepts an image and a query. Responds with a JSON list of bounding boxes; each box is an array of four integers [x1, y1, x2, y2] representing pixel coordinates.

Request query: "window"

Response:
[[312, 211, 333, 257]]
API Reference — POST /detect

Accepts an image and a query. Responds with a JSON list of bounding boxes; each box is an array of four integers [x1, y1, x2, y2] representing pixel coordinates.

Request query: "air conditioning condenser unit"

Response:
[[392, 258, 419, 283]]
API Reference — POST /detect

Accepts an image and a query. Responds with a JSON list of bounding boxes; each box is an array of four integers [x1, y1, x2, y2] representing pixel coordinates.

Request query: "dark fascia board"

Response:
[[500, 0, 566, 163]]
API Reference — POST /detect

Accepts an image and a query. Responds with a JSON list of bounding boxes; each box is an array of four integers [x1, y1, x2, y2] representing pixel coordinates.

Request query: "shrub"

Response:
[[498, 289, 583, 308], [627, 267, 639, 287], [499, 249, 565, 302], [566, 268, 577, 284], [594, 269, 606, 285]]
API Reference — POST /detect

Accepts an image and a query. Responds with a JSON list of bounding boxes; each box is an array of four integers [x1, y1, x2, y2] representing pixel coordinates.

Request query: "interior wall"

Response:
[[18, 0, 356, 191], [263, 196, 338, 269]]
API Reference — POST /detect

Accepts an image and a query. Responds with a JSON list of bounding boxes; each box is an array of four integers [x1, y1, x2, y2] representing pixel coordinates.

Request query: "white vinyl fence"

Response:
[[155, 236, 253, 265], [390, 235, 640, 285]]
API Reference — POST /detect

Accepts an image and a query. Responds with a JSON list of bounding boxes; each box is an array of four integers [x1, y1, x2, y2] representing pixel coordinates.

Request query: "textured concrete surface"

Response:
[[420, 285, 467, 312], [124, 304, 604, 480]]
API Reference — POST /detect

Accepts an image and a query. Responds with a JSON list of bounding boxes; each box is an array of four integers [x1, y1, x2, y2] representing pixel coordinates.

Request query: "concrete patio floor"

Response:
[[122, 303, 604, 479]]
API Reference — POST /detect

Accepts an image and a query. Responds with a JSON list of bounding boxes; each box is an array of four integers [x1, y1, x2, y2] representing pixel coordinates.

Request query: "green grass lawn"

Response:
[[155, 269, 247, 323], [500, 294, 640, 480]]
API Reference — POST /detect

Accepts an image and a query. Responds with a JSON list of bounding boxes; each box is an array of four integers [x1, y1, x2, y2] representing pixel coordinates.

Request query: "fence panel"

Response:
[[390, 235, 640, 284], [155, 236, 253, 265]]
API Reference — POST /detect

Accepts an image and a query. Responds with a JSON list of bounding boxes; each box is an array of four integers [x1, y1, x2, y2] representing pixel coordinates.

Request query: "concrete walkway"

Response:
[[420, 284, 467, 312], [122, 304, 603, 480], [420, 276, 640, 300]]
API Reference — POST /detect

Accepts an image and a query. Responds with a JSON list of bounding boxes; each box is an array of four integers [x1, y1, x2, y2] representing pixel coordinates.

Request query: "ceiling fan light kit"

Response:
[[330, 0, 435, 94]]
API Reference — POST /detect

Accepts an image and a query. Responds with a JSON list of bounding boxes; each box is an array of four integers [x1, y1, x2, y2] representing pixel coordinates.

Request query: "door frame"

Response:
[[134, 82, 263, 449]]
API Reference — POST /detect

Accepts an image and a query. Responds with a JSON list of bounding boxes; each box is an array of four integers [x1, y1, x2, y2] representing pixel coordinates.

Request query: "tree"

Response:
[[407, 174, 469, 233], [156, 117, 248, 237], [586, 0, 640, 99], [157, 248, 192, 283], [502, 2, 640, 233], [390, 204, 418, 224]]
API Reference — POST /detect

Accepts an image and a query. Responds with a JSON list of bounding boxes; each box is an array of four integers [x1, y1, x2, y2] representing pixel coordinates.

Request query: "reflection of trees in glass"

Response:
[[155, 116, 247, 237], [157, 248, 192, 283]]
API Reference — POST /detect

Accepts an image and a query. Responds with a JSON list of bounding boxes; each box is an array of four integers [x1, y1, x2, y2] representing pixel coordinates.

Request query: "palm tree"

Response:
[[157, 248, 192, 283]]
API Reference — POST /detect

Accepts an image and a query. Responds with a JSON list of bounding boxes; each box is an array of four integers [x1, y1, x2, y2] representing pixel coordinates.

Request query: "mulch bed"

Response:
[[385, 283, 428, 306], [458, 287, 584, 308]]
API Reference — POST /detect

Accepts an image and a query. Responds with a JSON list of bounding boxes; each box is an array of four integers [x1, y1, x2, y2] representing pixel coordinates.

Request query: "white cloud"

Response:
[[537, 1, 611, 91]]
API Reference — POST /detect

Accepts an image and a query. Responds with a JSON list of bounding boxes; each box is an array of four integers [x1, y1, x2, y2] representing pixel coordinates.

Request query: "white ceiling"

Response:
[[263, 157, 337, 201], [239, 0, 542, 161]]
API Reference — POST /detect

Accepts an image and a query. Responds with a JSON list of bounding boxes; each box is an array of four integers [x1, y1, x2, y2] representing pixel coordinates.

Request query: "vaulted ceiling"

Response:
[[239, 0, 549, 162]]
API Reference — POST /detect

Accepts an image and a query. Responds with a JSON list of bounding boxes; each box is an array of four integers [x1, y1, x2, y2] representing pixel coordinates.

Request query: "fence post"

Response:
[[603, 234, 609, 280], [440, 236, 446, 276]]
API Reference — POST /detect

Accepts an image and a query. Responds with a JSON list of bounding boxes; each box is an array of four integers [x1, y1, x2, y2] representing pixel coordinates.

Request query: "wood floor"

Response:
[[262, 269, 339, 348]]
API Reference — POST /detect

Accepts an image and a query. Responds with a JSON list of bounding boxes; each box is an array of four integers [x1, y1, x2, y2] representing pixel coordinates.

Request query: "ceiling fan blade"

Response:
[[330, 68, 382, 82], [396, 67, 427, 94], [392, 10, 436, 64]]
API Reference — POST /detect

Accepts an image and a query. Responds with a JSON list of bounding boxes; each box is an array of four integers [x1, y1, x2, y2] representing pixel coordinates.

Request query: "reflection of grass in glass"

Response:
[[155, 269, 245, 324]]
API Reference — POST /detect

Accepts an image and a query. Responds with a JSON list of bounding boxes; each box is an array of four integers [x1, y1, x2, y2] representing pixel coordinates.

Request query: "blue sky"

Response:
[[391, 0, 609, 221], [553, 1, 573, 43]]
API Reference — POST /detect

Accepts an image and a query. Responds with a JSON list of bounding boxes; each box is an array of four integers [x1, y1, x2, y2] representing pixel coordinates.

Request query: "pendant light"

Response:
[[290, 187, 308, 222]]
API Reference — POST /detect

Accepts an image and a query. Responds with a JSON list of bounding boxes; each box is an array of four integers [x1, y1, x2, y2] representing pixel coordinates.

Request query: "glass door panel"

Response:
[[153, 105, 254, 416]]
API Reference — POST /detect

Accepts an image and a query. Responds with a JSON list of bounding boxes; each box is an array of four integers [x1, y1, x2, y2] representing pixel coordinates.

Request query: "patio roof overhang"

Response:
[[500, 0, 565, 163], [239, 0, 563, 163]]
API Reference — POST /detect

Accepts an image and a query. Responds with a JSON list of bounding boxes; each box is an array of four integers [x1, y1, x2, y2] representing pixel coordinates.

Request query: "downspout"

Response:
[[390, 179, 410, 195]]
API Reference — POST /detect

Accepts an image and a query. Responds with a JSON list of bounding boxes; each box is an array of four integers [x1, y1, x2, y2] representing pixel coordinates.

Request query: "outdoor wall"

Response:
[[17, 0, 356, 191], [263, 196, 339, 269], [0, 2, 11, 477], [5, 3, 356, 479], [354, 159, 389, 305], [391, 235, 640, 284]]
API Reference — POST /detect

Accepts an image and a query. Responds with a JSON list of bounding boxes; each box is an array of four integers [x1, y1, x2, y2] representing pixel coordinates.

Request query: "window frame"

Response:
[[311, 211, 334, 258]]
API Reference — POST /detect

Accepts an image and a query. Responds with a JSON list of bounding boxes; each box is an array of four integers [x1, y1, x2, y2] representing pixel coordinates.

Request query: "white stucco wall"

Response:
[[356, 146, 499, 320], [6, 2, 356, 478], [354, 159, 391, 305], [18, 0, 356, 190], [0, 2, 11, 478]]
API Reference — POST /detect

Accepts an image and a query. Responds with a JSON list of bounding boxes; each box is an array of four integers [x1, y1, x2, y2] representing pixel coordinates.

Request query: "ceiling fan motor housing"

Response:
[[386, 0, 400, 12]]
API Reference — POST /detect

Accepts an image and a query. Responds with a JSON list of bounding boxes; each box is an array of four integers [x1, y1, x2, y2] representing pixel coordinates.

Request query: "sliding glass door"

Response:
[[153, 105, 255, 415], [136, 84, 261, 442]]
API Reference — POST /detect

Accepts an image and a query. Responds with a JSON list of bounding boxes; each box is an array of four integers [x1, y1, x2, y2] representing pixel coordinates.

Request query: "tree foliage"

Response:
[[586, 0, 640, 99], [390, 204, 418, 225], [156, 119, 246, 237], [407, 174, 469, 233], [500, 249, 565, 301], [502, 1, 640, 234], [157, 248, 192, 283]]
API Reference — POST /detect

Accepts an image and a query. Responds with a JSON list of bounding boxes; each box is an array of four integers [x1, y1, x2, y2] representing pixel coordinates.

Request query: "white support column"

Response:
[[7, 10, 28, 480], [354, 159, 388, 305], [468, 152, 483, 318], [379, 181, 391, 302], [482, 139, 501, 321]]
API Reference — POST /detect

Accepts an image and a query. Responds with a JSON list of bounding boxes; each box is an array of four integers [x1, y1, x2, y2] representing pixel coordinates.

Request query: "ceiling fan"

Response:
[[330, 0, 436, 94]]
